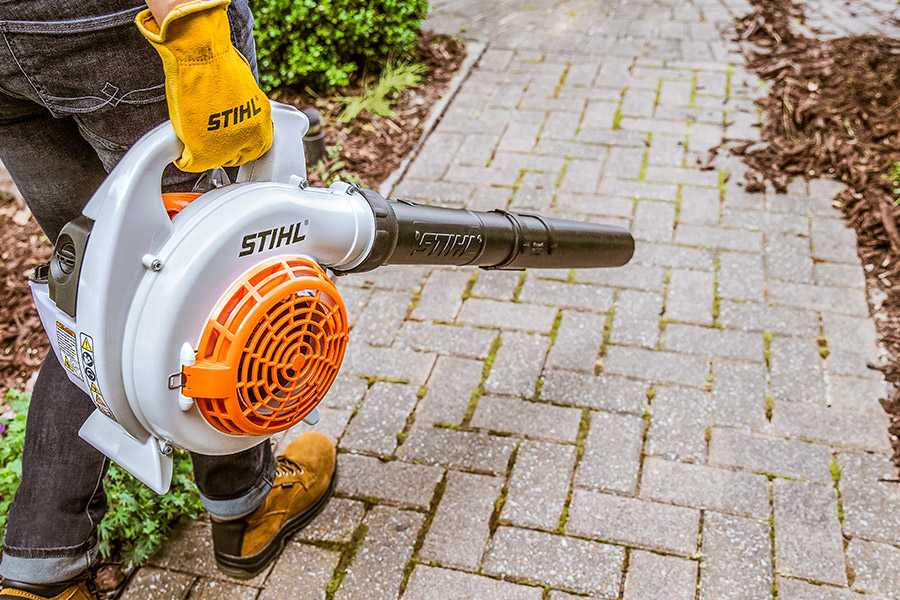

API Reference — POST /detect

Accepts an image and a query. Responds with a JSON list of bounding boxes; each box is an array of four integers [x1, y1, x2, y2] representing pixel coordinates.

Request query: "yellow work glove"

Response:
[[136, 0, 273, 173]]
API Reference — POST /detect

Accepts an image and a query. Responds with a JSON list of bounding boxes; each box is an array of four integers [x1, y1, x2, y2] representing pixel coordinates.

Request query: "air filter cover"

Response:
[[183, 256, 348, 435]]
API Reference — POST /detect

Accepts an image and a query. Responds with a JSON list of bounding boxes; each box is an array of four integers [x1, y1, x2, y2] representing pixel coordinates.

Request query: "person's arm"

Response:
[[145, 0, 192, 24]]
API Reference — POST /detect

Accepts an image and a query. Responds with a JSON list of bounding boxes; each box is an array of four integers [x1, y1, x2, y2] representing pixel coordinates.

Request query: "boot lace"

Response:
[[275, 456, 304, 479]]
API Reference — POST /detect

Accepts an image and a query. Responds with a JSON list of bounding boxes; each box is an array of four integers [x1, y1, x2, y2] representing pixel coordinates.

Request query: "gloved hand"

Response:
[[136, 0, 273, 173]]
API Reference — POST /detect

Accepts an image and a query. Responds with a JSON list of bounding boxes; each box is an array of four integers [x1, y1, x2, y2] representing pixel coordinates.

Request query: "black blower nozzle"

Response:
[[340, 189, 635, 273]]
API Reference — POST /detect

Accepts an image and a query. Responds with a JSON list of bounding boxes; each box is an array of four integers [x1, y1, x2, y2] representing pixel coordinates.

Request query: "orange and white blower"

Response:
[[29, 102, 634, 494]]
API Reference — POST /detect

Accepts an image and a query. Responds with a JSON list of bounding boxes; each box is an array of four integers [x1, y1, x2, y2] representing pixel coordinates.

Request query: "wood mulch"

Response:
[[0, 30, 466, 399], [0, 185, 50, 395], [726, 0, 900, 468], [274, 31, 466, 188]]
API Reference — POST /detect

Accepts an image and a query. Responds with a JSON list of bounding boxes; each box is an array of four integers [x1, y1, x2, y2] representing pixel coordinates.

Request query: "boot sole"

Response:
[[214, 464, 338, 580]]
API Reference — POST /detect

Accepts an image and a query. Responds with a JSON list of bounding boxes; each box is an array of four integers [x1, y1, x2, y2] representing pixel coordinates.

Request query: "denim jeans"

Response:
[[0, 0, 275, 584]]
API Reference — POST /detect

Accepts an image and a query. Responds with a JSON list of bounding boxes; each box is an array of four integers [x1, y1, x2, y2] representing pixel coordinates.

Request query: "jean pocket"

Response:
[[0, 6, 165, 115]]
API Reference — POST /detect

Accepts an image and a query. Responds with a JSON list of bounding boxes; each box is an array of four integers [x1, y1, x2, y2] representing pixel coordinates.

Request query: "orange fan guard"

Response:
[[183, 256, 349, 436]]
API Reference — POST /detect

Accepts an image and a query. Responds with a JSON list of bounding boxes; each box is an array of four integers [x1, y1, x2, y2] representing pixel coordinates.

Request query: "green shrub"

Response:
[[250, 0, 429, 92], [0, 391, 203, 567]]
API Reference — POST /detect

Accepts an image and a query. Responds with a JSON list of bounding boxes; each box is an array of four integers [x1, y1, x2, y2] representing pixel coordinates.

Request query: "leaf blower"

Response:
[[28, 102, 634, 494]]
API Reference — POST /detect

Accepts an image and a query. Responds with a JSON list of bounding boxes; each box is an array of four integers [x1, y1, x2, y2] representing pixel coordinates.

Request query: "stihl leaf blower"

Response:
[[29, 102, 634, 494]]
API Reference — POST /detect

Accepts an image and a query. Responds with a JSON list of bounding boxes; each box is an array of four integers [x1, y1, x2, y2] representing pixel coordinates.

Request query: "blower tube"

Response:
[[339, 189, 635, 273]]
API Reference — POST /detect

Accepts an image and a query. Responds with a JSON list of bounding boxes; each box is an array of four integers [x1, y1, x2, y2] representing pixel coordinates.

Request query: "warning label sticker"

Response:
[[78, 332, 113, 418], [55, 321, 83, 382]]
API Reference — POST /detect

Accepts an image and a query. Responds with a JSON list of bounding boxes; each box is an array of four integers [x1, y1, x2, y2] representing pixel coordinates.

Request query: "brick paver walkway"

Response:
[[124, 0, 900, 598]]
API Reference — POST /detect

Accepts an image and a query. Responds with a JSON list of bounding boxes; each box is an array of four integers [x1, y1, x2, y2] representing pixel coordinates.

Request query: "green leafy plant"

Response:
[[0, 390, 30, 538], [0, 391, 203, 567], [338, 62, 426, 123], [250, 0, 429, 92], [98, 453, 203, 566]]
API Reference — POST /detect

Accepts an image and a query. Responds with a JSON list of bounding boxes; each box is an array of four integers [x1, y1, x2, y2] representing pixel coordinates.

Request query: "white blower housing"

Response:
[[30, 101, 635, 494]]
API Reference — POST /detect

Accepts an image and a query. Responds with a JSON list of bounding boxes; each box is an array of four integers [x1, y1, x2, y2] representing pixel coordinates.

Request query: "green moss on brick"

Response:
[[762, 330, 774, 370], [463, 335, 502, 425]]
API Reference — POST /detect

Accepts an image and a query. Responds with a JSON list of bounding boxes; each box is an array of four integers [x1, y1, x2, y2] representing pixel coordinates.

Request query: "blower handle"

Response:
[[337, 190, 634, 273]]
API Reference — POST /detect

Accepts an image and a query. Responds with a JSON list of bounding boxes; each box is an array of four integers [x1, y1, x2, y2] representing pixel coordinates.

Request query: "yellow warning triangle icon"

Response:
[[64, 357, 73, 370], [90, 383, 99, 394], [81, 338, 93, 352]]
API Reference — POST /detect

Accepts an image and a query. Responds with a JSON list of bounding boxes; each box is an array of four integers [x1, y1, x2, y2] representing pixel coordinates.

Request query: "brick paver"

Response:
[[127, 0, 899, 597]]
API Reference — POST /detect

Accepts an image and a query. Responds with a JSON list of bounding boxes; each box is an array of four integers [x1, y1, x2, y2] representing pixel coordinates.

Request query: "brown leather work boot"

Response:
[[211, 431, 336, 579], [0, 578, 95, 599]]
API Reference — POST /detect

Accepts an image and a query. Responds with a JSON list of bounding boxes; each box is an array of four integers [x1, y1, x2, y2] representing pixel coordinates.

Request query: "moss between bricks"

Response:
[[405, 288, 422, 319], [599, 304, 616, 359], [462, 335, 502, 425], [557, 410, 592, 534], [724, 64, 734, 100], [398, 471, 449, 597], [766, 475, 779, 600], [653, 79, 663, 112], [762, 330, 774, 369], [711, 255, 723, 329], [553, 64, 570, 99], [639, 133, 652, 181], [488, 444, 519, 535], [830, 456, 846, 525], [673, 184, 684, 226], [765, 395, 775, 422], [657, 270, 673, 351], [611, 86, 628, 130], [461, 271, 478, 301], [688, 70, 699, 107], [324, 522, 369, 600], [717, 169, 730, 201], [511, 272, 527, 303]]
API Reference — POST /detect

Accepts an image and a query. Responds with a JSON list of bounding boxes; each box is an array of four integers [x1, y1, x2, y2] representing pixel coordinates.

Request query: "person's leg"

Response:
[[190, 445, 275, 520], [0, 0, 269, 583], [0, 97, 112, 584]]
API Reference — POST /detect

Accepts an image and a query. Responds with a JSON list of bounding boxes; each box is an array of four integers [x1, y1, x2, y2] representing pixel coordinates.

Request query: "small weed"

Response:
[[338, 62, 427, 123], [764, 395, 775, 421]]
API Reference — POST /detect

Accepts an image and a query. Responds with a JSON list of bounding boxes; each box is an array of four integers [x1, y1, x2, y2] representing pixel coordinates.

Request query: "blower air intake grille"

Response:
[[183, 256, 348, 436]]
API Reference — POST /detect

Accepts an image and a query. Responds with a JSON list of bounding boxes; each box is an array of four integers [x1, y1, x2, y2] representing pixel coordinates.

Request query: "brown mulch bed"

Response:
[[0, 190, 51, 396], [727, 0, 900, 468], [0, 31, 465, 399], [275, 30, 466, 188]]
